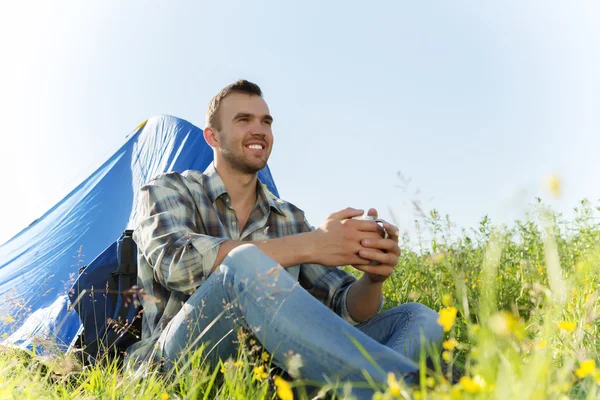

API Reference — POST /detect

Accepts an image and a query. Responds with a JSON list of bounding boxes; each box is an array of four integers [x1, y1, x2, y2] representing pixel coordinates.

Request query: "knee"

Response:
[[219, 243, 279, 280], [403, 302, 444, 343]]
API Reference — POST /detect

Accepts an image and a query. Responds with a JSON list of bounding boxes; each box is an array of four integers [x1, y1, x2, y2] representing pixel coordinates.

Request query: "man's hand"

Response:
[[310, 207, 389, 267], [351, 208, 401, 283]]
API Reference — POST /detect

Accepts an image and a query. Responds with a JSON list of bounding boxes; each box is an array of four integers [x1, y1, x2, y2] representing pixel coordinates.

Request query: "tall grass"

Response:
[[1, 199, 600, 399]]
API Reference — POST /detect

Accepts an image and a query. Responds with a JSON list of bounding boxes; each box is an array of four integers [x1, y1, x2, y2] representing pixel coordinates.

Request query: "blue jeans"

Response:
[[156, 244, 443, 399]]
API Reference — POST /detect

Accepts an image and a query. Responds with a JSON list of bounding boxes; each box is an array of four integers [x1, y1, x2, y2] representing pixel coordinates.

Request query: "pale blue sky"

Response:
[[0, 1, 598, 246]]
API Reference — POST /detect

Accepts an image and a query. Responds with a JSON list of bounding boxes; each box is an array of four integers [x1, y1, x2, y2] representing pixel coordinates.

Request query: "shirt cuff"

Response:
[[339, 283, 386, 326]]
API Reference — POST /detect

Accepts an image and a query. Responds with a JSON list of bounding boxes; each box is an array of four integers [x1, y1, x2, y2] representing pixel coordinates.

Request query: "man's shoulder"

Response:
[[143, 170, 206, 187]]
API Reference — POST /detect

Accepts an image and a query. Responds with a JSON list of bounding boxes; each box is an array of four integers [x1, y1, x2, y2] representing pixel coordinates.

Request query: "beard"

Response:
[[220, 147, 268, 174]]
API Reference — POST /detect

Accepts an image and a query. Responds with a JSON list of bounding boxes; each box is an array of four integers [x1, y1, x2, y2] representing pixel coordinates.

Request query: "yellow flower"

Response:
[[261, 351, 271, 362], [233, 360, 244, 367], [387, 372, 402, 396], [575, 359, 596, 379], [1, 333, 7, 339], [160, 392, 169, 400], [443, 338, 459, 351], [459, 375, 486, 393], [534, 339, 548, 350], [438, 307, 458, 332], [274, 376, 294, 400], [450, 386, 462, 400], [253, 365, 268, 381], [220, 365, 226, 373], [595, 370, 600, 385], [442, 293, 453, 307], [4, 316, 14, 324], [546, 174, 561, 197], [488, 311, 518, 337], [558, 321, 576, 333], [442, 351, 451, 362]]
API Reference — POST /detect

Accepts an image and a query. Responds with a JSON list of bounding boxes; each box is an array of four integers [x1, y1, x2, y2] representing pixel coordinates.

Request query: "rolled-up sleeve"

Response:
[[133, 174, 226, 293]]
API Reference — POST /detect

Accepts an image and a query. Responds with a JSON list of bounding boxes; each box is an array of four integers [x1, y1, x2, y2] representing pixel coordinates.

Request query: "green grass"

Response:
[[2, 199, 600, 399]]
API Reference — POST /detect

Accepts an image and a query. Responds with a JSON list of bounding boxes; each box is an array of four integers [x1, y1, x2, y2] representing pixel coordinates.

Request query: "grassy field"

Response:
[[1, 198, 600, 399]]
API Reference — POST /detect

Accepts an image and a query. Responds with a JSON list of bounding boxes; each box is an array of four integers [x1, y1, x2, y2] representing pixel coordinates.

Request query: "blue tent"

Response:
[[0, 115, 280, 354]]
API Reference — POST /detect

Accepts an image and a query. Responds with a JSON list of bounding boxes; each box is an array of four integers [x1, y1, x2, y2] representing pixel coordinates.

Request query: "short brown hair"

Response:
[[206, 80, 263, 131]]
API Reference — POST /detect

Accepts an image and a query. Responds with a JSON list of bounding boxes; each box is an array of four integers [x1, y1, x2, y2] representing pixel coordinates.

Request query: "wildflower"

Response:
[[285, 352, 304, 378], [233, 360, 244, 367], [1, 333, 7, 339], [442, 293, 453, 307], [274, 376, 294, 400], [4, 316, 14, 324], [160, 392, 169, 400], [261, 351, 271, 362], [253, 365, 268, 381], [442, 351, 451, 362], [459, 375, 486, 393], [450, 386, 462, 400], [575, 360, 596, 379], [546, 174, 561, 197], [443, 338, 459, 351], [387, 372, 401, 396], [426, 377, 435, 387], [558, 321, 576, 333], [488, 311, 518, 337], [534, 339, 548, 350], [220, 365, 226, 373], [438, 306, 458, 332]]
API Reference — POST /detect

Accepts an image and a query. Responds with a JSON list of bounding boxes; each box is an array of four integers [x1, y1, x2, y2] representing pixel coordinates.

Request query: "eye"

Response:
[[264, 120, 273, 126], [238, 117, 249, 123]]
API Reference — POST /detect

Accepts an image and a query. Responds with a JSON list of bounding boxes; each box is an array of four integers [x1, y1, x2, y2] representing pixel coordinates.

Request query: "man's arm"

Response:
[[211, 207, 384, 273], [345, 209, 401, 322], [345, 275, 385, 323], [210, 233, 316, 273]]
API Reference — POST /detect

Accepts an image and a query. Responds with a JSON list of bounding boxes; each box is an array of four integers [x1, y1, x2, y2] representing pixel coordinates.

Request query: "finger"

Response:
[[345, 219, 384, 233], [367, 208, 378, 218], [360, 237, 399, 253], [382, 221, 400, 240], [358, 248, 399, 266], [353, 264, 394, 277], [329, 207, 364, 220]]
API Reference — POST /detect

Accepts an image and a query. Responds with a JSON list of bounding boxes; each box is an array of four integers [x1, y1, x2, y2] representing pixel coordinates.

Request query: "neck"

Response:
[[213, 159, 258, 210]]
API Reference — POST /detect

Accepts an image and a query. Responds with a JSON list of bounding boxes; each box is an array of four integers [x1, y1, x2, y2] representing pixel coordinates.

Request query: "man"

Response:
[[128, 80, 443, 397]]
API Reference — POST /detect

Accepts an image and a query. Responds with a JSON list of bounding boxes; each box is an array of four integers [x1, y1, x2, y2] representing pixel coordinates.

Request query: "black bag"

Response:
[[69, 230, 142, 364]]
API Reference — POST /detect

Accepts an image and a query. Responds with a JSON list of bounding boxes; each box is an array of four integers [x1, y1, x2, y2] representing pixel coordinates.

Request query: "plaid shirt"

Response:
[[128, 163, 383, 361]]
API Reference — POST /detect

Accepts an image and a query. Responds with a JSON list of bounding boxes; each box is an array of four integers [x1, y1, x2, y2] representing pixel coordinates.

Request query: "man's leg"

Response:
[[355, 303, 444, 361], [157, 244, 421, 397]]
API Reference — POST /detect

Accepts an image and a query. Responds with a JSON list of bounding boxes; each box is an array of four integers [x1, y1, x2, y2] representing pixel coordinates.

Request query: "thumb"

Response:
[[328, 207, 364, 220], [367, 208, 378, 218]]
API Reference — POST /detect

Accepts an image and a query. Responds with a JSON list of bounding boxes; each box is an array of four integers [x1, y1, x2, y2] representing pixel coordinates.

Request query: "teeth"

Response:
[[248, 145, 263, 149]]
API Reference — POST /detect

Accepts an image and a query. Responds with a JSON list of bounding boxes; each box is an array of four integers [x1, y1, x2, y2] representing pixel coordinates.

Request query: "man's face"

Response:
[[214, 93, 274, 174]]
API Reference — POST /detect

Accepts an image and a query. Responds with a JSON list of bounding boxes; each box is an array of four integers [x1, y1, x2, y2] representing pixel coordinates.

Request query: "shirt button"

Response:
[[232, 221, 237, 227]]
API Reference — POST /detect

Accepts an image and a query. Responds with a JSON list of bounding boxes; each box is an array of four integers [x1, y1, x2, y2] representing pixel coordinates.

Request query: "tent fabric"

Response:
[[0, 115, 280, 354]]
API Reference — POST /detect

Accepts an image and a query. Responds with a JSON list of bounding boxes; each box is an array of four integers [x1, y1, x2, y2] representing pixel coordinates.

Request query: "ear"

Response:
[[203, 127, 219, 148]]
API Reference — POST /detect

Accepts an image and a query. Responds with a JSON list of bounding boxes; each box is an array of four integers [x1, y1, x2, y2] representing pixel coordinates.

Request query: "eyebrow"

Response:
[[233, 112, 274, 123]]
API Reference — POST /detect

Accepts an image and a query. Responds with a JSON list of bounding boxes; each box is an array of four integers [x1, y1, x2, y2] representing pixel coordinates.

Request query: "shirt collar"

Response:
[[203, 162, 285, 217]]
